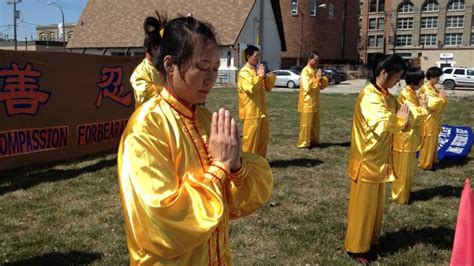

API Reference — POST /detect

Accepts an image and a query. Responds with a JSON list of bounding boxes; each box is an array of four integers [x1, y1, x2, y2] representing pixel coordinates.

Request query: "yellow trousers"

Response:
[[297, 111, 320, 148], [392, 151, 416, 204], [242, 117, 269, 158], [345, 179, 385, 253], [418, 134, 439, 170]]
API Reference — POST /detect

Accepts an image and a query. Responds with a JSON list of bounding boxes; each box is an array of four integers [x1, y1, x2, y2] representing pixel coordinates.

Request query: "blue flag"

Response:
[[438, 125, 474, 161]]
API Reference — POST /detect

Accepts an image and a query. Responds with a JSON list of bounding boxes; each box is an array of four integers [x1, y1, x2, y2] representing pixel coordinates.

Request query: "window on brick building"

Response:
[[448, 0, 464, 11], [399, 2, 414, 13], [291, 0, 298, 16]]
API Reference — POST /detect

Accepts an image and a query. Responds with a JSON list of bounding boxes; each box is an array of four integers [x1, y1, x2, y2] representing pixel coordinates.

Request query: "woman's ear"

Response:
[[163, 55, 174, 75]]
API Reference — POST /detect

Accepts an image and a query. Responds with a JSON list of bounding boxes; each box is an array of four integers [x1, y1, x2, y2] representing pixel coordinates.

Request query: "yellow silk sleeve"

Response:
[[320, 76, 329, 90], [130, 75, 150, 104], [360, 93, 406, 137], [238, 69, 264, 94], [119, 131, 227, 259], [226, 152, 273, 219], [405, 93, 428, 126], [426, 93, 447, 114], [264, 73, 276, 92]]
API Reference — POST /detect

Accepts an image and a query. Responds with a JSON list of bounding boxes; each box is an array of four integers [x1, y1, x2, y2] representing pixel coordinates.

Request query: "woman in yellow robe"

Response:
[[297, 51, 329, 148], [418, 67, 448, 170], [345, 54, 409, 264], [392, 70, 428, 204], [130, 15, 163, 109], [237, 45, 276, 158], [118, 16, 273, 265]]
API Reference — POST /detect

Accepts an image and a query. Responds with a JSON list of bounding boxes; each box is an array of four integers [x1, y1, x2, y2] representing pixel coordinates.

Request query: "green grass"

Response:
[[1, 88, 473, 265]]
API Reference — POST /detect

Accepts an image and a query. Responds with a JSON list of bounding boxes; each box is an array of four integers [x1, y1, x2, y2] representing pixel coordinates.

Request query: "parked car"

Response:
[[321, 67, 347, 85], [288, 65, 303, 73], [269, 69, 301, 88], [440, 67, 474, 90]]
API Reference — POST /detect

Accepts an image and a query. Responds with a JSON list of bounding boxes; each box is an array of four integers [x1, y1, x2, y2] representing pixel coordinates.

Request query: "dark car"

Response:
[[288, 65, 303, 73], [322, 68, 347, 85]]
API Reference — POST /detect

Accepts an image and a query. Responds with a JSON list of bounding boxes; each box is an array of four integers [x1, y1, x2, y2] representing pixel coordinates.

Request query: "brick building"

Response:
[[360, 0, 474, 69], [280, 0, 359, 67]]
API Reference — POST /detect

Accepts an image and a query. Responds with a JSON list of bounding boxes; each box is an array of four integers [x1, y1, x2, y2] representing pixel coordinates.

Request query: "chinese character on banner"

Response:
[[95, 66, 132, 108], [0, 62, 50, 116]]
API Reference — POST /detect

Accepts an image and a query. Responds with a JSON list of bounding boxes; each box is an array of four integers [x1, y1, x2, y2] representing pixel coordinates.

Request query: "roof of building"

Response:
[[68, 0, 271, 49]]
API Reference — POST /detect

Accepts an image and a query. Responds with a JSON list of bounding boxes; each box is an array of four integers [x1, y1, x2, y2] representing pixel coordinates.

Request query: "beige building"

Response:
[[36, 23, 76, 42], [360, 0, 474, 69]]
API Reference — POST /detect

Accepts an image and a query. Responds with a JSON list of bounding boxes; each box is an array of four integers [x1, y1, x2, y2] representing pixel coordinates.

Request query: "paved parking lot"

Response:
[[272, 79, 474, 98]]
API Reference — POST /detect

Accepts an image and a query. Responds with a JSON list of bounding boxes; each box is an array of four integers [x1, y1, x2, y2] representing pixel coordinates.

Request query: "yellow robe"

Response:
[[237, 63, 276, 157], [345, 83, 406, 253], [117, 88, 273, 265], [392, 86, 428, 204], [297, 66, 329, 147], [418, 82, 448, 169], [130, 58, 162, 109]]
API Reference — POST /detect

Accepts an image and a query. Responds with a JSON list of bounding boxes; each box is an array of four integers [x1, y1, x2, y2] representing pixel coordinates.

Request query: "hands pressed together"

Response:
[[209, 108, 242, 172]]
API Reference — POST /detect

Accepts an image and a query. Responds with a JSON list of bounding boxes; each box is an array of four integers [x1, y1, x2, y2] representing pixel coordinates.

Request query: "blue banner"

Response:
[[438, 125, 474, 161]]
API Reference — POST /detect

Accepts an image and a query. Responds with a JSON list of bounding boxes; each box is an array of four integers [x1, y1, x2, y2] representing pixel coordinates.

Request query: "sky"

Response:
[[0, 0, 87, 40]]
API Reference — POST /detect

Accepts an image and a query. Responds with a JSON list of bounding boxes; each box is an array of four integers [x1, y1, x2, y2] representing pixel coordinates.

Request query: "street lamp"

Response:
[[47, 0, 66, 51], [298, 3, 327, 65]]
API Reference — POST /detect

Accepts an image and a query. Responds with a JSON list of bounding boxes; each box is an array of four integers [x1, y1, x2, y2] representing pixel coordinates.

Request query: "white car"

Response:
[[269, 69, 301, 88], [440, 67, 474, 90]]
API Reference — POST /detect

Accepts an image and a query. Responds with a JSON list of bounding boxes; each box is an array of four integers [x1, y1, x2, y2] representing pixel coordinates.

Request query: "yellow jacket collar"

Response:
[[160, 87, 195, 120]]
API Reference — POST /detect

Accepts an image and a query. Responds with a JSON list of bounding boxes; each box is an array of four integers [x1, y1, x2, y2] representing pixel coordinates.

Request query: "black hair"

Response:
[[405, 69, 425, 86], [244, 45, 260, 62], [368, 53, 407, 86], [154, 14, 217, 82], [307, 51, 320, 60], [425, 66, 443, 79], [143, 12, 165, 55]]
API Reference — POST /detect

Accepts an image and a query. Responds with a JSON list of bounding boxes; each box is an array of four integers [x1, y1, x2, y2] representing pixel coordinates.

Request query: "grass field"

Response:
[[1, 87, 473, 265]]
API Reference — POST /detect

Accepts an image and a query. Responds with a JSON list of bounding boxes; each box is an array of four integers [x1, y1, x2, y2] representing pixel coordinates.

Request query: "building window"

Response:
[[448, 0, 464, 11], [291, 0, 298, 16], [421, 17, 438, 28], [446, 16, 464, 28], [471, 33, 474, 45], [309, 0, 316, 16], [369, 18, 376, 29], [422, 0, 439, 12], [378, 0, 385, 12], [368, 36, 376, 47], [399, 2, 414, 13], [39, 32, 46, 41], [397, 18, 414, 29], [396, 35, 412, 46], [369, 0, 377, 13], [377, 35, 384, 47], [420, 34, 437, 46], [48, 32, 56, 41], [378, 18, 385, 29], [445, 33, 463, 45]]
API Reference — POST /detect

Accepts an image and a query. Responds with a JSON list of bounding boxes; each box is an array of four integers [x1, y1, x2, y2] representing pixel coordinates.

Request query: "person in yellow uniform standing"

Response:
[[237, 45, 276, 158], [130, 15, 163, 109], [418, 66, 447, 170], [392, 70, 428, 204], [345, 54, 410, 264], [297, 51, 329, 148], [118, 15, 273, 265]]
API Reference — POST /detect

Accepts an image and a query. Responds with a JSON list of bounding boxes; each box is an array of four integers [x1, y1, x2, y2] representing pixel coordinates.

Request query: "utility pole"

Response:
[[7, 0, 21, 51]]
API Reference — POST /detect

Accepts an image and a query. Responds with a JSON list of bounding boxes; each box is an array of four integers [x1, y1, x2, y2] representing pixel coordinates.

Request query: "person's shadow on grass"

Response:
[[0, 155, 116, 196], [377, 226, 454, 256], [316, 141, 351, 149], [3, 251, 103, 266], [410, 185, 462, 203], [269, 158, 323, 168]]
